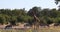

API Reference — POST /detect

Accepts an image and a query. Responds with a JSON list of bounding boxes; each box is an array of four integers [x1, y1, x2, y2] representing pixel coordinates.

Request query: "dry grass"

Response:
[[0, 26, 60, 32]]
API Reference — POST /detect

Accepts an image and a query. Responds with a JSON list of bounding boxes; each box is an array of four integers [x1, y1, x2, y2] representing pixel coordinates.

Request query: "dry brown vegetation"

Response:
[[0, 26, 60, 32]]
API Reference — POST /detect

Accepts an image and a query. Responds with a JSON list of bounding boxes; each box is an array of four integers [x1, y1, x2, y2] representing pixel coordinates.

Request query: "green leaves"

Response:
[[0, 6, 60, 25]]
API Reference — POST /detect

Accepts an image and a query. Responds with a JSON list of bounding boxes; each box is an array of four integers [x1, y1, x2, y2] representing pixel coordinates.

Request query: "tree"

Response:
[[0, 14, 7, 25], [55, 0, 60, 11], [28, 6, 41, 17], [40, 9, 50, 17], [12, 9, 26, 16], [55, 0, 60, 5]]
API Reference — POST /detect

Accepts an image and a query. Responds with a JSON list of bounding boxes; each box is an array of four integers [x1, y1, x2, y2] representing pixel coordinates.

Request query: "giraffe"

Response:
[[32, 11, 40, 30]]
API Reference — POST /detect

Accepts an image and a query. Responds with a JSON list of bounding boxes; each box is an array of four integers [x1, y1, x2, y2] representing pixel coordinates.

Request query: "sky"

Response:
[[0, 0, 59, 11]]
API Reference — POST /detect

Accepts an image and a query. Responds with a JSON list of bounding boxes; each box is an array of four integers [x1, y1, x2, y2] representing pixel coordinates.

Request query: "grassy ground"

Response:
[[0, 26, 60, 32]]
